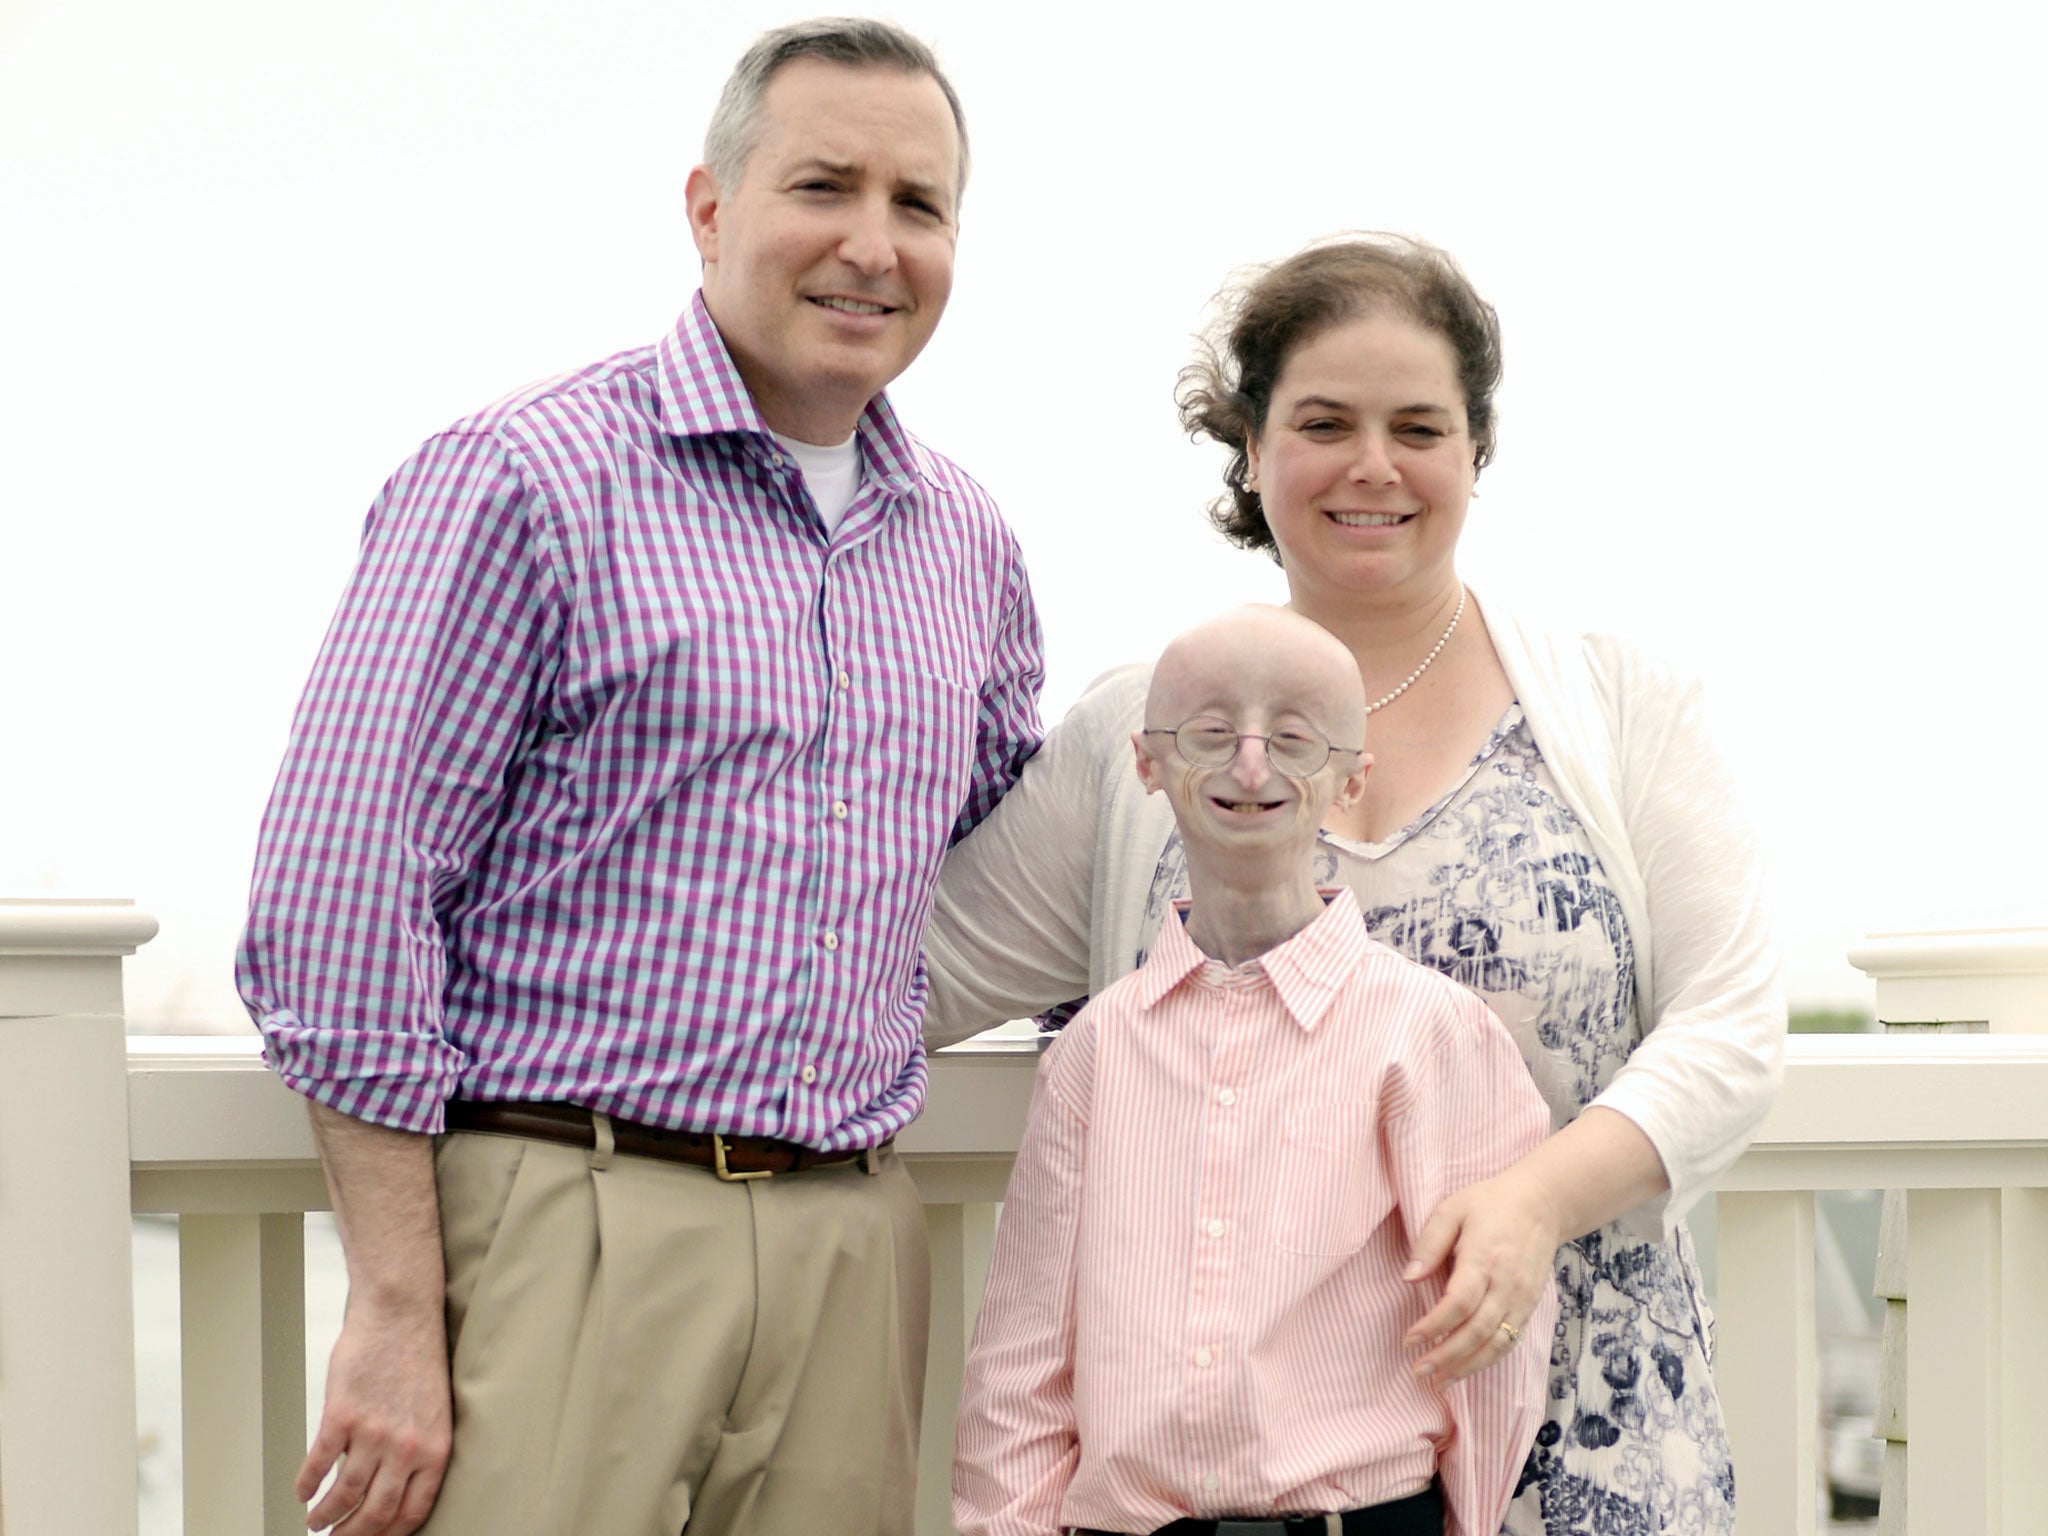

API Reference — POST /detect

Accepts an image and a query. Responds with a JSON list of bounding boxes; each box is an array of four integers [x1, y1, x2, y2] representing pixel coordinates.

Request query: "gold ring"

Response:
[[1498, 1319, 1522, 1344]]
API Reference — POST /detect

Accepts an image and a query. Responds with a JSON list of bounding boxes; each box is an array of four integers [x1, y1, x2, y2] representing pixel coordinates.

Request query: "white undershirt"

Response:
[[769, 429, 863, 532]]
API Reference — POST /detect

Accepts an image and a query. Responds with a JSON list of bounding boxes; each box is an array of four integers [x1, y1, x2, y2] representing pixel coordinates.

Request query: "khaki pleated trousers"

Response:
[[416, 1121, 929, 1536]]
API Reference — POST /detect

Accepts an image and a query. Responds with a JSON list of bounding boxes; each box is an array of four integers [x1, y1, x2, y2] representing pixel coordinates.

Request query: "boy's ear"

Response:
[[1330, 751, 1373, 813], [1131, 731, 1163, 795]]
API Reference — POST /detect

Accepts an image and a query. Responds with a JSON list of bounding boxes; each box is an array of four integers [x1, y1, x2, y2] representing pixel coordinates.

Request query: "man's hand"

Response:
[[1400, 1168, 1561, 1383], [301, 1101, 453, 1534], [299, 1295, 451, 1533]]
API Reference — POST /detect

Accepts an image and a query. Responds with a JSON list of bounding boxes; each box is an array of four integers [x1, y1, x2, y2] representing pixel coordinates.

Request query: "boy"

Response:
[[953, 605, 1556, 1536]]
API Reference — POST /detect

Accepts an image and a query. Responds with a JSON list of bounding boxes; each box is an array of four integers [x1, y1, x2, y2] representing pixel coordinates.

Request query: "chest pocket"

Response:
[[1274, 1099, 1382, 1257]]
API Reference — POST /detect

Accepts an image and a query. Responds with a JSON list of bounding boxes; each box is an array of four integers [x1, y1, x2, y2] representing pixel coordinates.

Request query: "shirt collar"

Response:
[[1131, 886, 1371, 1033], [656, 291, 929, 498], [1127, 909, 1210, 1012]]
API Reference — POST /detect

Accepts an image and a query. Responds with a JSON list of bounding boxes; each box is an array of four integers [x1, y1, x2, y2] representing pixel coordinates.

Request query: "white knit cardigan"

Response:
[[923, 595, 1786, 1239]]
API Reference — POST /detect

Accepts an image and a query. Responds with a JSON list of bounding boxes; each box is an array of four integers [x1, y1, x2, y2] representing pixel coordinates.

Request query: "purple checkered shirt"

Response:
[[238, 293, 1044, 1149]]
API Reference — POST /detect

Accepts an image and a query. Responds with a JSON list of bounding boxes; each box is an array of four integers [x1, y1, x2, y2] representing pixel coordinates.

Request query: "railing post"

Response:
[[178, 1212, 308, 1535], [2000, 1186, 2048, 1531], [1851, 927, 2048, 1536], [0, 899, 157, 1536], [1904, 1188, 2000, 1533], [1715, 1189, 1817, 1536], [918, 1200, 997, 1536], [1848, 931, 2048, 1036]]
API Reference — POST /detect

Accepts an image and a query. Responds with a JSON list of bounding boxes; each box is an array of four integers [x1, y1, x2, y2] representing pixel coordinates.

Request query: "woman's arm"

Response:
[[1384, 992, 1558, 1503], [1404, 641, 1785, 1376], [1588, 644, 1787, 1235], [1403, 1105, 1662, 1381], [921, 667, 1149, 1047]]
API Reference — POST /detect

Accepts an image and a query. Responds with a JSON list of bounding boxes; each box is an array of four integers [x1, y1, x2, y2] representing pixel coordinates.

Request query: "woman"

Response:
[[923, 235, 1785, 1534]]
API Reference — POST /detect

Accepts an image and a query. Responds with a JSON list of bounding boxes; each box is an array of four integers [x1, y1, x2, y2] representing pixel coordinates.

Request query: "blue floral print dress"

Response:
[[1129, 705, 1735, 1536]]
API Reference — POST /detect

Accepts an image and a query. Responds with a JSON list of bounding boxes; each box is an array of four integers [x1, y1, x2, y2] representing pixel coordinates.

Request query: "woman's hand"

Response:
[[1402, 1107, 1669, 1381], [1401, 1166, 1563, 1382]]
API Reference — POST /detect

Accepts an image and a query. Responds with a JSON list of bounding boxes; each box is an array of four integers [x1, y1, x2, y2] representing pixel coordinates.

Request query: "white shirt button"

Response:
[[1217, 1087, 1238, 1106], [832, 800, 849, 820], [799, 1065, 818, 1085], [836, 669, 852, 690], [770, 453, 786, 468], [1205, 1218, 1227, 1238], [1193, 1347, 1213, 1368], [1202, 1473, 1220, 1492], [821, 931, 839, 952]]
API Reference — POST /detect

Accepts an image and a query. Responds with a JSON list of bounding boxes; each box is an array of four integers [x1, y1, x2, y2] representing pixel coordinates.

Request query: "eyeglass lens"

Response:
[[1174, 717, 1331, 776]]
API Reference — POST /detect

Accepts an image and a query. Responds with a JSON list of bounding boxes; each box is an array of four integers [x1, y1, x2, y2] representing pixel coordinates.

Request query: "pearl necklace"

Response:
[[1364, 586, 1466, 714]]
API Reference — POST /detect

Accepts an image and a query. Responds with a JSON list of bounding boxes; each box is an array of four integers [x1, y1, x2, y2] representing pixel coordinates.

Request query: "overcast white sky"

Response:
[[4, 0, 2043, 1026]]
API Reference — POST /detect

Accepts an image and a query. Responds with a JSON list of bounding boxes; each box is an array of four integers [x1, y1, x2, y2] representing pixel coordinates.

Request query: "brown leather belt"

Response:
[[443, 1099, 875, 1181]]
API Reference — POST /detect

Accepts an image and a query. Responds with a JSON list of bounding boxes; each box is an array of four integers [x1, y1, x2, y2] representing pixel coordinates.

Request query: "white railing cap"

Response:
[[1759, 1031, 2048, 1146], [0, 898, 159, 956], [1849, 926, 2048, 980]]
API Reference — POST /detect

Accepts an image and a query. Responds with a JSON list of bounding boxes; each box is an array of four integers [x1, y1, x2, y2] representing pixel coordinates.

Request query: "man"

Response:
[[237, 19, 1042, 1536], [953, 607, 1553, 1536]]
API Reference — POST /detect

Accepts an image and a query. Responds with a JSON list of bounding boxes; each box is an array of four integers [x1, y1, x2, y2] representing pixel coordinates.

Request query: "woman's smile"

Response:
[[1324, 508, 1415, 528]]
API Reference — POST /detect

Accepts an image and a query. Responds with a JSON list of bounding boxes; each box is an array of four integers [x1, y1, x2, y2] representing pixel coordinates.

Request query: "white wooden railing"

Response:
[[1, 902, 2044, 1536]]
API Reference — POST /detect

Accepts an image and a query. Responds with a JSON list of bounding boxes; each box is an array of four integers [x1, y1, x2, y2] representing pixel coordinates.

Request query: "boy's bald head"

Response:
[[1135, 605, 1371, 874], [1147, 605, 1367, 750], [1134, 605, 1374, 960]]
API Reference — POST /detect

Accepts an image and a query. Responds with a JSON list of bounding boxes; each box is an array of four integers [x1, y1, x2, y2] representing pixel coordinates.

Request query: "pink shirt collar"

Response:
[[1132, 885, 1370, 1033]]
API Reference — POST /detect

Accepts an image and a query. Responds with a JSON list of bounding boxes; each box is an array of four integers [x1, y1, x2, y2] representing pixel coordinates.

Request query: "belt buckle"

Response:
[[712, 1132, 773, 1182]]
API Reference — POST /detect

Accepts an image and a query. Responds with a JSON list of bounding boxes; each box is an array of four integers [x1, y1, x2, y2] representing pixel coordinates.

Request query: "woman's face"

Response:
[[1244, 310, 1476, 611]]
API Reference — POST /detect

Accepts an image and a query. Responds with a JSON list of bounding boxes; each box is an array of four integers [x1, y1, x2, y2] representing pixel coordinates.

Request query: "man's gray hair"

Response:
[[702, 17, 970, 202]]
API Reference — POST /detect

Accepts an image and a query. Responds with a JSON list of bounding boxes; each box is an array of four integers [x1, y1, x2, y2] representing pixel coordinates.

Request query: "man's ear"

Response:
[[1131, 732, 1164, 795], [1330, 751, 1373, 813], [684, 165, 722, 263]]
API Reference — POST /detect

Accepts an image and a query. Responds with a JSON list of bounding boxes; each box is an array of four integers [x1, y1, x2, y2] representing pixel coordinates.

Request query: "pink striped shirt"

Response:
[[953, 889, 1556, 1536]]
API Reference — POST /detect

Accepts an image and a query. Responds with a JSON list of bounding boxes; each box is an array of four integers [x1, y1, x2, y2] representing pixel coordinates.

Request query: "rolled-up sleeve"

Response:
[[923, 667, 1148, 1047], [237, 430, 560, 1132]]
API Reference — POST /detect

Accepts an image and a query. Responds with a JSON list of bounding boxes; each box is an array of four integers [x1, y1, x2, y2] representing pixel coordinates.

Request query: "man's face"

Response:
[[686, 59, 961, 444]]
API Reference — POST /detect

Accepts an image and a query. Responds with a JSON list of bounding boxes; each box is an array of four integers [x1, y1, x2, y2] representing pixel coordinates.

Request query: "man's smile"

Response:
[[809, 294, 897, 315]]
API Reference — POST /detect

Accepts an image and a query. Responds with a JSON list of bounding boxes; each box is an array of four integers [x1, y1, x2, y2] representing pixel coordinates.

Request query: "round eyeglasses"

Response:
[[1139, 716, 1362, 779]]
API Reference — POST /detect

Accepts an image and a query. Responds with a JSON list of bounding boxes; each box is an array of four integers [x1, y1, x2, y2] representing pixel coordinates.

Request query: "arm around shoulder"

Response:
[[923, 666, 1150, 1047]]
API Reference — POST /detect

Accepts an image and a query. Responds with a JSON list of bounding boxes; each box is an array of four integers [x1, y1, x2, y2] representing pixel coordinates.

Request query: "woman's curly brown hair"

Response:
[[1175, 234, 1503, 560]]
